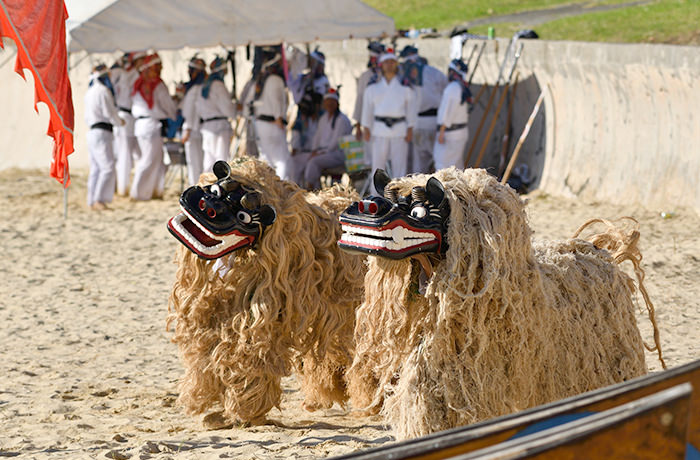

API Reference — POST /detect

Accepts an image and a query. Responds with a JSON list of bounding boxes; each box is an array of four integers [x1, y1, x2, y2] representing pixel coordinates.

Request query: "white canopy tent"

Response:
[[65, 0, 394, 53]]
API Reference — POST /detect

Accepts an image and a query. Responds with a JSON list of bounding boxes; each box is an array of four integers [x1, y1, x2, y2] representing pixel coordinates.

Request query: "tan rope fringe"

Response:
[[573, 217, 666, 369], [167, 158, 366, 424], [347, 167, 653, 440]]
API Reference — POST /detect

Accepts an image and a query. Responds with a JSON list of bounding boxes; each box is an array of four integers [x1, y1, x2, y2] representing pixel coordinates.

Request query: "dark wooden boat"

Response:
[[333, 359, 700, 460], [451, 383, 691, 459]]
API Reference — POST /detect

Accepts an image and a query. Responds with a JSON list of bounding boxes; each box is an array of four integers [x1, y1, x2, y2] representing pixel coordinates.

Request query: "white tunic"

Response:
[[192, 80, 237, 133], [84, 81, 121, 127], [311, 110, 353, 156], [114, 68, 139, 111], [252, 74, 288, 120], [132, 82, 177, 138], [415, 65, 448, 130], [437, 81, 469, 135], [352, 68, 379, 123], [361, 76, 418, 138], [180, 83, 201, 133]]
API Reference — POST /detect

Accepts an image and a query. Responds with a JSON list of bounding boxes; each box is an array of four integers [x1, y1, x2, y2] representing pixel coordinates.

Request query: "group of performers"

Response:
[[84, 43, 475, 209]]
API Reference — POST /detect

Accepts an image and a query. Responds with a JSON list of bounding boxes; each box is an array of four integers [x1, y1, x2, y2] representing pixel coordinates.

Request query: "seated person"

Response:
[[302, 88, 353, 190]]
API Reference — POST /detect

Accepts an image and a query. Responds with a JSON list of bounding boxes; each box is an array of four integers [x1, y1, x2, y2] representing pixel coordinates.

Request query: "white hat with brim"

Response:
[[378, 52, 397, 64]]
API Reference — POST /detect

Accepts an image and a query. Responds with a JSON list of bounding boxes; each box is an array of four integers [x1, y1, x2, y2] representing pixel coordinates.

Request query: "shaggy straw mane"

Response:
[[168, 158, 366, 424], [346, 167, 664, 439]]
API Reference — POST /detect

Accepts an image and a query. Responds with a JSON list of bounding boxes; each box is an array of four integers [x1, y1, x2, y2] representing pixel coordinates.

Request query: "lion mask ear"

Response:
[[426, 177, 447, 207], [373, 169, 391, 197], [213, 161, 231, 180], [258, 205, 276, 226]]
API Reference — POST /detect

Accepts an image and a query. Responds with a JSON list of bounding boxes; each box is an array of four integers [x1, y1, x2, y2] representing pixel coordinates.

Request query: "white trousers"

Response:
[[255, 120, 290, 180], [184, 131, 204, 186], [433, 128, 469, 171], [412, 127, 436, 174], [87, 128, 116, 206], [130, 132, 165, 200], [370, 136, 409, 195], [201, 126, 232, 175], [304, 150, 345, 189], [290, 151, 311, 186], [113, 111, 140, 195]]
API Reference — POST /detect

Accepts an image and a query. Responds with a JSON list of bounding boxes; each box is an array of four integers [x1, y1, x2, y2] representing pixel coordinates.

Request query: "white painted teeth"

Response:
[[340, 223, 436, 251], [173, 210, 246, 256]]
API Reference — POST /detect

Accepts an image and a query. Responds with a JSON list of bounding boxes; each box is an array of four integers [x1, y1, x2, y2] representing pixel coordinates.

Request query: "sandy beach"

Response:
[[1, 167, 698, 459]]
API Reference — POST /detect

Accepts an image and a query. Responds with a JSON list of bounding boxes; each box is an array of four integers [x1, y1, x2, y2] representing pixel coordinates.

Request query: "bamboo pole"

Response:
[[501, 88, 547, 185], [463, 82, 499, 167], [473, 72, 518, 169], [498, 74, 520, 175]]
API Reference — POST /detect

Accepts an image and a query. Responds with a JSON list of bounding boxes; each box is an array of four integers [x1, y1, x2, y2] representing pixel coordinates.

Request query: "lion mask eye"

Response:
[[237, 211, 252, 224], [210, 184, 222, 198], [410, 206, 428, 219]]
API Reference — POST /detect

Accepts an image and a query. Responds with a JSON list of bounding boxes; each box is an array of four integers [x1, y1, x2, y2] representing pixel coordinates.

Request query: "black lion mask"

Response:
[[337, 170, 450, 259], [167, 161, 276, 259]]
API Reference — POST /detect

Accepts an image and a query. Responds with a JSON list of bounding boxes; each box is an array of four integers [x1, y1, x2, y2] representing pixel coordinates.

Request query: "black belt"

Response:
[[439, 123, 468, 131], [257, 115, 287, 125], [375, 116, 406, 127], [118, 107, 131, 114], [136, 117, 169, 137], [90, 122, 113, 132], [419, 108, 438, 117], [200, 116, 228, 124]]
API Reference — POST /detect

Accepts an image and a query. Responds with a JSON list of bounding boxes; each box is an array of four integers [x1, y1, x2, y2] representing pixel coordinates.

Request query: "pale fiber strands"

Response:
[[168, 158, 366, 423], [347, 167, 662, 440]]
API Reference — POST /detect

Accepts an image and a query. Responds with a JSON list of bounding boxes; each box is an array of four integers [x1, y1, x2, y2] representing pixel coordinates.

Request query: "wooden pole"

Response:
[[473, 72, 517, 169], [498, 74, 520, 175], [501, 88, 547, 185], [463, 82, 499, 167]]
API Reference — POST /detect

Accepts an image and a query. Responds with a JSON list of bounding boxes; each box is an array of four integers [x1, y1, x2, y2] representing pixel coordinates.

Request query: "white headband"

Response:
[[378, 52, 397, 64], [449, 61, 468, 79], [310, 51, 325, 65]]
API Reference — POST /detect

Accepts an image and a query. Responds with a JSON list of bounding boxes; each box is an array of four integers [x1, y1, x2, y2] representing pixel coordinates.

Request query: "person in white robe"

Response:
[[399, 45, 448, 174], [179, 56, 207, 185], [113, 51, 146, 195], [352, 41, 385, 166], [252, 53, 291, 180], [297, 88, 353, 189], [129, 54, 177, 201], [187, 56, 237, 175], [85, 64, 124, 210], [361, 49, 418, 193], [434, 59, 473, 170]]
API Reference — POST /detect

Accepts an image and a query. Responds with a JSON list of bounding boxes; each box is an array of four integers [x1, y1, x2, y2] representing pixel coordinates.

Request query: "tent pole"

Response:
[[63, 169, 68, 219]]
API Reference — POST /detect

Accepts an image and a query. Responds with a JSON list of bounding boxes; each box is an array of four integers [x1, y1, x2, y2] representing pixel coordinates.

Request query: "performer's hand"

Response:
[[364, 128, 371, 142], [355, 125, 363, 141], [274, 117, 284, 130], [118, 117, 126, 127], [438, 131, 445, 144], [405, 127, 413, 143], [182, 129, 191, 143]]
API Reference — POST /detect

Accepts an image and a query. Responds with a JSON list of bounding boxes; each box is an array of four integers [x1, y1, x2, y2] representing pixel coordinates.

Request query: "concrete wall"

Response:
[[2, 37, 698, 212]]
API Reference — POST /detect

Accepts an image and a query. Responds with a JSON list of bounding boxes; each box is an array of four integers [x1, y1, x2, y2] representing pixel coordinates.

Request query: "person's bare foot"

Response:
[[90, 202, 108, 211]]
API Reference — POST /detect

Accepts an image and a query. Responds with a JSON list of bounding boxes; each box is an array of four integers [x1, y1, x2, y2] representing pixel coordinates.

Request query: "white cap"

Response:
[[323, 89, 339, 101], [378, 49, 397, 64]]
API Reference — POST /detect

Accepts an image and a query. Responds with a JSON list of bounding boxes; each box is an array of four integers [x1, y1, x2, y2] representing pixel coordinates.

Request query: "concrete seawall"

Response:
[[1, 37, 698, 212]]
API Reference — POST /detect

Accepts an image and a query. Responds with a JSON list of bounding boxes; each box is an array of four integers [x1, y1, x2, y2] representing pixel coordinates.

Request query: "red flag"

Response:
[[0, 0, 74, 187]]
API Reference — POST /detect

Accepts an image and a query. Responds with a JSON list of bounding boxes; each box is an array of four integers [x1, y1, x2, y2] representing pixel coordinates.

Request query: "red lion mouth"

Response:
[[167, 209, 254, 259], [339, 219, 440, 254]]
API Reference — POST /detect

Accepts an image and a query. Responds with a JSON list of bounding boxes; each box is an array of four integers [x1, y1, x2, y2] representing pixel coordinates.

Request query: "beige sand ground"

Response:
[[1, 167, 698, 459]]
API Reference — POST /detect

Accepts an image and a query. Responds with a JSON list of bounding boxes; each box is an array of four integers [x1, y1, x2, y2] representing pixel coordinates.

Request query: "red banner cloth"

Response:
[[0, 0, 74, 187]]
